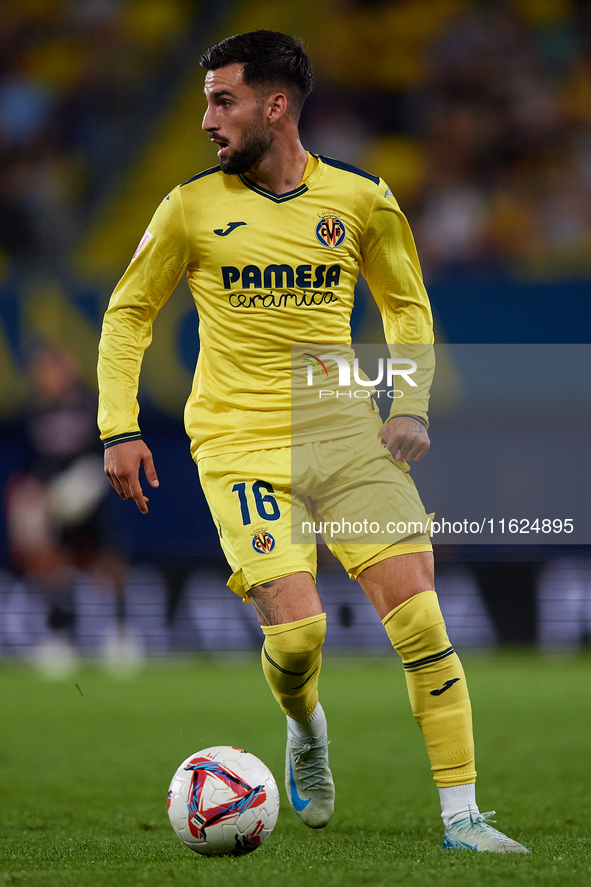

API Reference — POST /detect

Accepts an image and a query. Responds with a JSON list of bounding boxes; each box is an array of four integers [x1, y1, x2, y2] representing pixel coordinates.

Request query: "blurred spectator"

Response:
[[0, 0, 192, 264], [304, 0, 591, 280], [6, 345, 112, 574], [4, 345, 123, 654], [0, 0, 589, 277], [303, 89, 371, 165], [0, 70, 54, 148]]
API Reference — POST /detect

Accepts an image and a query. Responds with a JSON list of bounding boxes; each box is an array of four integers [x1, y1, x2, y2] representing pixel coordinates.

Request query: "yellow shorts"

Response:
[[197, 430, 432, 598]]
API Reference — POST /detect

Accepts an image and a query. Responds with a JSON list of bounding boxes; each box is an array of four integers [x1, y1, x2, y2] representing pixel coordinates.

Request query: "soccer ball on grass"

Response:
[[167, 746, 280, 855]]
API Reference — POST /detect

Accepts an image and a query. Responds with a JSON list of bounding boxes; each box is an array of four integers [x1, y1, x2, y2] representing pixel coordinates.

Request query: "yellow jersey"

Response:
[[97, 153, 433, 459]]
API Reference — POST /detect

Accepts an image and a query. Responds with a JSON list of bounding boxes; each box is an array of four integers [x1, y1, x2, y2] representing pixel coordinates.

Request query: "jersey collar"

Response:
[[239, 153, 323, 203]]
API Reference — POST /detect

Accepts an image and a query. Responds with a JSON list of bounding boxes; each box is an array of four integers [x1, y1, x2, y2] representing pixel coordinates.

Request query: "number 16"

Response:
[[231, 481, 281, 526]]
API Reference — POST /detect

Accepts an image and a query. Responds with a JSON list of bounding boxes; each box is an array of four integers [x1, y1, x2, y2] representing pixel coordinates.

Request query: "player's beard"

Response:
[[219, 114, 273, 176]]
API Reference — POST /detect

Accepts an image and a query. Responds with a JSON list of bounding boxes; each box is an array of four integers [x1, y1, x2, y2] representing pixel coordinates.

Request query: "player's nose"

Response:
[[202, 106, 217, 132]]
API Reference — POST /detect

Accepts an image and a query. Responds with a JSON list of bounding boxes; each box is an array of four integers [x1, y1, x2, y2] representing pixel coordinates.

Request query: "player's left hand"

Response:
[[381, 416, 430, 462]]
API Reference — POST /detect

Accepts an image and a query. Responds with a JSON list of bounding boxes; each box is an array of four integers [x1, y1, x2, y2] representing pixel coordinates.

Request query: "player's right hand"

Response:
[[380, 415, 430, 463], [104, 439, 159, 514]]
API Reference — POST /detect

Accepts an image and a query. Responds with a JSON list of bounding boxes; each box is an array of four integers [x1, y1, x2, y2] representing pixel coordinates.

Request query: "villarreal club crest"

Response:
[[316, 211, 346, 249], [252, 529, 276, 554]]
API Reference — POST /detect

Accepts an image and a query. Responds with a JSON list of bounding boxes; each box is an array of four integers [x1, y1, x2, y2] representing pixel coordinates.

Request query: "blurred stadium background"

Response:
[[0, 0, 590, 666]]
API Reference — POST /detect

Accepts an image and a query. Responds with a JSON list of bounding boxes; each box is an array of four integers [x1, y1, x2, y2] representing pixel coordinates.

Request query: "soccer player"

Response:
[[98, 31, 528, 852]]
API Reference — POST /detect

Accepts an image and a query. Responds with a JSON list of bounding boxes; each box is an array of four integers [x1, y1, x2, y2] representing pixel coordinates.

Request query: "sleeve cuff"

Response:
[[102, 432, 142, 449], [386, 414, 428, 428]]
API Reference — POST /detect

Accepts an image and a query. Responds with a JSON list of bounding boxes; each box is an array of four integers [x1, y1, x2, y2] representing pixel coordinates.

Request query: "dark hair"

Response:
[[199, 30, 313, 120]]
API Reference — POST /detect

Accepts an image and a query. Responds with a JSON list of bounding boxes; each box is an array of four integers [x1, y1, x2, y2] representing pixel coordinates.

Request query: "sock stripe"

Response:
[[263, 644, 310, 677], [403, 645, 455, 671]]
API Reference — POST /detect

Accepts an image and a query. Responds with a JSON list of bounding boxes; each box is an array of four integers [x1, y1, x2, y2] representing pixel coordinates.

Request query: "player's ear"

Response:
[[267, 92, 288, 125]]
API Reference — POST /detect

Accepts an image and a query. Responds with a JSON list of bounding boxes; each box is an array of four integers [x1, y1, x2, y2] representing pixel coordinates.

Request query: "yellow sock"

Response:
[[383, 591, 476, 788], [261, 613, 326, 721]]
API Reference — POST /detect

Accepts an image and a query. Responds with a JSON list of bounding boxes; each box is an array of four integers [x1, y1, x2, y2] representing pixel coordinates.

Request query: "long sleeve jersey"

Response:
[[98, 153, 434, 460]]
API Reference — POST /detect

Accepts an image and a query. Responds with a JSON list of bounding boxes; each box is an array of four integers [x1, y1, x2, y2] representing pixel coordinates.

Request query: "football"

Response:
[[167, 746, 280, 855]]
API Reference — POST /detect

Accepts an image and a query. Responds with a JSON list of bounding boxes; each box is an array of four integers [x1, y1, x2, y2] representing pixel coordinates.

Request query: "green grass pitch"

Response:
[[1, 652, 590, 886]]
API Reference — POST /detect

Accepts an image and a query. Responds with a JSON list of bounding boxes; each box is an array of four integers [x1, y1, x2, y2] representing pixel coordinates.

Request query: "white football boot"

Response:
[[443, 810, 531, 853], [285, 725, 335, 828]]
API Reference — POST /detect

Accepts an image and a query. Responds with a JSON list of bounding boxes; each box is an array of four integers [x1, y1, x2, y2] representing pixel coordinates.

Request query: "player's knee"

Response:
[[261, 613, 327, 687], [261, 614, 326, 718], [262, 612, 327, 660]]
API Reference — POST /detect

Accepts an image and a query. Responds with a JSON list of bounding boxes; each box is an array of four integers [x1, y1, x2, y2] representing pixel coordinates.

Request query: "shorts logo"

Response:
[[252, 531, 276, 554], [316, 214, 346, 249]]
